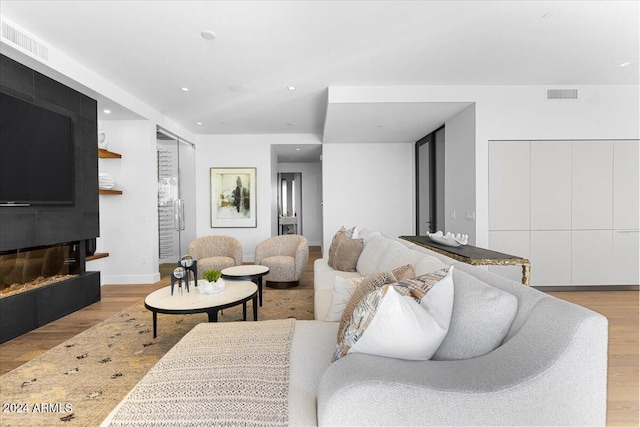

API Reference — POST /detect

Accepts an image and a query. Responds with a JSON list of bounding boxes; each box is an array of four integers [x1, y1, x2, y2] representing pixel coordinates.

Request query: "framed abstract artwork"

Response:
[[210, 167, 257, 228]]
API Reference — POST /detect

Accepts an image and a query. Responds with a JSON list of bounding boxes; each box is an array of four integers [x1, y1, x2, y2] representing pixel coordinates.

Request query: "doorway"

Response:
[[278, 172, 302, 235], [157, 127, 196, 264], [272, 144, 323, 247], [416, 126, 445, 234]]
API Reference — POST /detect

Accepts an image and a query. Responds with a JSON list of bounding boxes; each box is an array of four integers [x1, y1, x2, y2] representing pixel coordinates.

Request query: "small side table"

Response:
[[221, 265, 270, 306]]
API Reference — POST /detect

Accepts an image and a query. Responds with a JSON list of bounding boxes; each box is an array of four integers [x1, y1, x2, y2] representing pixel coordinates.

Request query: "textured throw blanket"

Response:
[[107, 318, 295, 426]]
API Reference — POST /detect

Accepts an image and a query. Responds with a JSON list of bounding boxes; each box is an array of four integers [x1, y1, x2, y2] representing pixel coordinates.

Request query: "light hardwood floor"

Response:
[[1, 247, 637, 426]]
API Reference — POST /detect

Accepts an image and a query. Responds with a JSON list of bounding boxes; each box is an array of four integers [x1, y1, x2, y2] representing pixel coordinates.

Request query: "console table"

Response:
[[400, 235, 531, 285]]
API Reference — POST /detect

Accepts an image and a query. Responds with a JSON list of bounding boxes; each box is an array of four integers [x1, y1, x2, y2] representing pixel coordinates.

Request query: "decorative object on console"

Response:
[[97, 130, 107, 149], [333, 266, 454, 362], [427, 231, 468, 247], [170, 267, 188, 295], [199, 269, 225, 294], [210, 167, 257, 228]]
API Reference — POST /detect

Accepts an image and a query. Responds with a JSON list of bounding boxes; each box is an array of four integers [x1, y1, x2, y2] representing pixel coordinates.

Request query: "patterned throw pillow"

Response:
[[345, 226, 359, 238], [332, 238, 364, 272], [327, 228, 348, 268], [391, 264, 416, 281], [393, 267, 449, 301], [333, 266, 454, 362], [328, 227, 365, 272], [336, 265, 414, 337], [337, 271, 397, 339]]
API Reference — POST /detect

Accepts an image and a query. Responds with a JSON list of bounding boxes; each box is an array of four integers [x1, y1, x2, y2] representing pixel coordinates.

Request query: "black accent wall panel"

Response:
[[0, 54, 100, 252], [0, 54, 102, 343], [0, 56, 34, 100]]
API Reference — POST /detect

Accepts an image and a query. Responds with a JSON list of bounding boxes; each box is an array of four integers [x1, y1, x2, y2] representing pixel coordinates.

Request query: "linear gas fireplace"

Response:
[[0, 241, 100, 343], [1, 242, 81, 299]]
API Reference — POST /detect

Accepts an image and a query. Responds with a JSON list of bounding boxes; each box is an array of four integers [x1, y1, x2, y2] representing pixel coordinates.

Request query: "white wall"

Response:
[[90, 120, 160, 284], [444, 104, 476, 243], [194, 134, 321, 261], [278, 162, 323, 246], [322, 142, 414, 252], [328, 85, 639, 247]]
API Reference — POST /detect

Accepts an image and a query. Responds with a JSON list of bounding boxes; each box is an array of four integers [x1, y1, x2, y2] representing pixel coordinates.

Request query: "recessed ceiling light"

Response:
[[229, 85, 248, 93], [103, 109, 111, 114], [287, 86, 296, 91], [196, 122, 203, 125], [619, 62, 631, 67], [201, 30, 217, 40], [181, 87, 190, 92], [295, 147, 301, 151]]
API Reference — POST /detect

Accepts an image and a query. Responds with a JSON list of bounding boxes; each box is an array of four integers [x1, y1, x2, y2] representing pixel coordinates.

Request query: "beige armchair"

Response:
[[254, 235, 309, 288], [187, 236, 243, 279]]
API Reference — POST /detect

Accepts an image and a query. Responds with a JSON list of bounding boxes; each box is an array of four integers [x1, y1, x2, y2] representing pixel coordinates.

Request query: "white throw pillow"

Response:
[[325, 276, 364, 321], [333, 266, 454, 361]]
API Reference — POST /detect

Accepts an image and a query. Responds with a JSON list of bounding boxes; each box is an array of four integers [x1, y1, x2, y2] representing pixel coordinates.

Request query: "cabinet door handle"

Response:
[[615, 230, 639, 233]]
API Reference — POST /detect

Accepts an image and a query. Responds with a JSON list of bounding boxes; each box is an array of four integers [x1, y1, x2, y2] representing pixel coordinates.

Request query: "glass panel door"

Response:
[[157, 128, 196, 264], [178, 140, 196, 256]]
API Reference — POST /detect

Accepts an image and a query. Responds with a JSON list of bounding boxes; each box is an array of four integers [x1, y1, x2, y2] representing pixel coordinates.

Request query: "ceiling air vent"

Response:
[[1, 19, 49, 61], [546, 88, 578, 100]]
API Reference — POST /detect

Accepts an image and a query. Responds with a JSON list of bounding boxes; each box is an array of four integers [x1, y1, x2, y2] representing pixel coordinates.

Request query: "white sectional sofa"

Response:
[[105, 229, 608, 426], [310, 229, 608, 426]]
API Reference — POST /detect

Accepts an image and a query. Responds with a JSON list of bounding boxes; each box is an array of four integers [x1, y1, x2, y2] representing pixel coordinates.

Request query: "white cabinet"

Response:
[[489, 139, 637, 286], [613, 140, 639, 230], [572, 141, 613, 230], [530, 231, 572, 285], [612, 231, 639, 285], [489, 141, 530, 230], [572, 230, 613, 285], [531, 141, 572, 230], [488, 231, 530, 283]]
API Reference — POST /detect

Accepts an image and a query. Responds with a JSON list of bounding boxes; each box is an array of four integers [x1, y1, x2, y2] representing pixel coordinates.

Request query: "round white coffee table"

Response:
[[144, 280, 257, 338], [221, 265, 269, 307]]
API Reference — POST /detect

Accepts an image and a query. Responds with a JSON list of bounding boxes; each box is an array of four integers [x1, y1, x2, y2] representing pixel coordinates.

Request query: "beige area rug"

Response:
[[0, 281, 313, 427]]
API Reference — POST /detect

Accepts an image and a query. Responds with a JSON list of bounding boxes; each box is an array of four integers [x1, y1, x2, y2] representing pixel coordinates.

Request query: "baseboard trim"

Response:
[[99, 273, 161, 285], [534, 285, 639, 292]]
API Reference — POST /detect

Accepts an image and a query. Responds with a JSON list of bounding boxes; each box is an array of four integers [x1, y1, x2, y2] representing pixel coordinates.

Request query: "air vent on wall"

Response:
[[546, 88, 578, 100], [1, 19, 49, 61]]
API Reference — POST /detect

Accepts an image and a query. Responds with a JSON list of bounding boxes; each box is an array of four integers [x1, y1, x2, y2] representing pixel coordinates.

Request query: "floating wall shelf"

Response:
[[99, 189, 123, 195], [87, 252, 109, 261], [98, 148, 122, 158]]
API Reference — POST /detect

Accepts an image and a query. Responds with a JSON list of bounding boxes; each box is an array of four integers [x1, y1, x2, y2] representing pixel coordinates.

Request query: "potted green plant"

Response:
[[200, 269, 225, 294]]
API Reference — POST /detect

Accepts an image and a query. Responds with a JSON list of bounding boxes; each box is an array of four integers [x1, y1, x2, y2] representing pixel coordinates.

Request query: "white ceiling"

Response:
[[1, 0, 638, 146]]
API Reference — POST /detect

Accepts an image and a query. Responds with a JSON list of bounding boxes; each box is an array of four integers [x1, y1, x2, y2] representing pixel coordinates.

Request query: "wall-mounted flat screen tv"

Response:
[[0, 92, 74, 205]]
